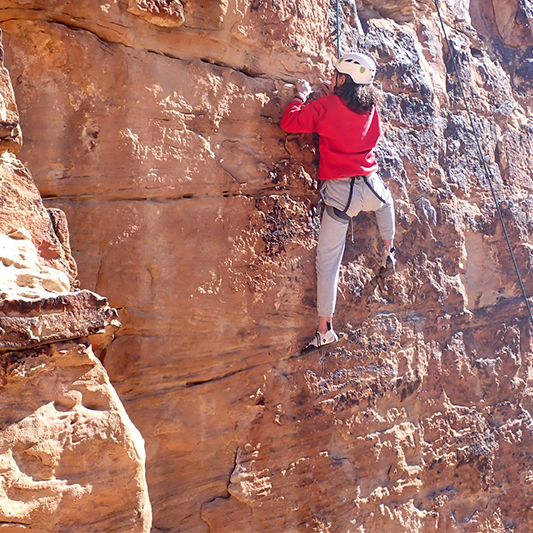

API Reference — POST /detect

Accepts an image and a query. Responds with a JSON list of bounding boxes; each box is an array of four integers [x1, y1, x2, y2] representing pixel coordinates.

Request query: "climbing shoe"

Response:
[[301, 327, 339, 355], [379, 248, 396, 278]]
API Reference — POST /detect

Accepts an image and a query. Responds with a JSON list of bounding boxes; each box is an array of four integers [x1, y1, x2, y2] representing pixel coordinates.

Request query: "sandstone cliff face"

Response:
[[2, 0, 533, 532], [0, 33, 151, 532]]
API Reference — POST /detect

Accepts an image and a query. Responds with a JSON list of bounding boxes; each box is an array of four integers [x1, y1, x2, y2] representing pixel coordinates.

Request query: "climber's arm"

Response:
[[280, 98, 325, 133]]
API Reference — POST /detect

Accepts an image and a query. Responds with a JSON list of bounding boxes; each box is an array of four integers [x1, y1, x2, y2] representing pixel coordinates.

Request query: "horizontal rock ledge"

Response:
[[0, 289, 120, 353]]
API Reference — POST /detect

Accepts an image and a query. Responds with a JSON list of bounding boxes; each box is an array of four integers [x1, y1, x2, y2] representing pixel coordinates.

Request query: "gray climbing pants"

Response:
[[316, 174, 395, 318]]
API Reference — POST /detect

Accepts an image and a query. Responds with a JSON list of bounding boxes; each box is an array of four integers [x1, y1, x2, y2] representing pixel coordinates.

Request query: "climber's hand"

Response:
[[321, 80, 333, 95], [295, 79, 312, 101]]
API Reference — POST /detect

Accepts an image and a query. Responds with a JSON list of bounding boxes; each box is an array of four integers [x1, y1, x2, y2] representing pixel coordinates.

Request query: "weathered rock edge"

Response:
[[0, 289, 120, 353]]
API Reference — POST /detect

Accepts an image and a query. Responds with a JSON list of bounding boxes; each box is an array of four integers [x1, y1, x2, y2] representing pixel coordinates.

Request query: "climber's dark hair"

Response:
[[333, 71, 381, 114]]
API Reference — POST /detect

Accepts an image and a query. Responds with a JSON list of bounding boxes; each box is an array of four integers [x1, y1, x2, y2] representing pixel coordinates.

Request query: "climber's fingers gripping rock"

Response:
[[295, 79, 312, 102]]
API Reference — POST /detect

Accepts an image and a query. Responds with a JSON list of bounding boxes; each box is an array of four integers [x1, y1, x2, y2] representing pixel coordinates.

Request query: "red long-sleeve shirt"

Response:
[[280, 94, 381, 180]]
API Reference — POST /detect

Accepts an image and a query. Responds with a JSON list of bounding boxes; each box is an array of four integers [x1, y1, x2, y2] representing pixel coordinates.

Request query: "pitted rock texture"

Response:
[[2, 1, 533, 532], [127, 0, 186, 27], [0, 340, 151, 533], [0, 32, 151, 533]]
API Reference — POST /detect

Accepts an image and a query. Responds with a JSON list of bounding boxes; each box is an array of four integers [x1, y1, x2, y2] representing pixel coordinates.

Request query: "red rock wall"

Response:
[[2, 0, 533, 531], [0, 30, 151, 533]]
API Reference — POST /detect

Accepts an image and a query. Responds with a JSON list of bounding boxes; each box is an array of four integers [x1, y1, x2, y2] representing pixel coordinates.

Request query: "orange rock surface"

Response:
[[0, 30, 151, 533], [2, 0, 533, 531]]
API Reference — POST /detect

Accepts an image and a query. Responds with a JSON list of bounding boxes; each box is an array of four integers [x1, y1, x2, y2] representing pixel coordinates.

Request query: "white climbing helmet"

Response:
[[335, 52, 376, 85]]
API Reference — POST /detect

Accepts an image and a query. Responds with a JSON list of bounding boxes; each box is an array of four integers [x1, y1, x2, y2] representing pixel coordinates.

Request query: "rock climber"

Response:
[[280, 52, 396, 353]]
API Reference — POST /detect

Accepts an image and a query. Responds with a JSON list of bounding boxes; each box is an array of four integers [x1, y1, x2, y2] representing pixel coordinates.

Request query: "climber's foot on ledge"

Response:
[[301, 328, 339, 356]]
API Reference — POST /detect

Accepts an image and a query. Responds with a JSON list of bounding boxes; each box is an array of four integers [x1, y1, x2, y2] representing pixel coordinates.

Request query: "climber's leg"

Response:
[[316, 206, 349, 323]]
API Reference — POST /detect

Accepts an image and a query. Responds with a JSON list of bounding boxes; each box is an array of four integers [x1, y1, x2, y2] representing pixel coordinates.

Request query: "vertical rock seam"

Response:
[[0, 30, 152, 533]]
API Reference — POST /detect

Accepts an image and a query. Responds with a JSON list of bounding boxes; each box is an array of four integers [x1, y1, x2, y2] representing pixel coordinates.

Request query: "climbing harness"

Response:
[[324, 175, 390, 245], [434, 0, 533, 328], [326, 175, 389, 224], [323, 177, 353, 243], [363, 175, 388, 204], [342, 176, 356, 217]]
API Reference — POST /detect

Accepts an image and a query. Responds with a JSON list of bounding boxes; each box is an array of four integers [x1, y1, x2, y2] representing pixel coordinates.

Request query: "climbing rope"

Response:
[[434, 0, 533, 328], [333, 0, 533, 326], [336, 0, 341, 58]]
